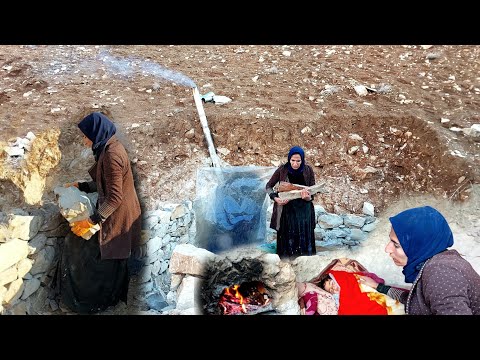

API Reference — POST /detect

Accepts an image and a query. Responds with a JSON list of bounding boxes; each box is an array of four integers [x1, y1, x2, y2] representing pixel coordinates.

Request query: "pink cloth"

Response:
[[303, 291, 319, 315], [362, 271, 385, 284]]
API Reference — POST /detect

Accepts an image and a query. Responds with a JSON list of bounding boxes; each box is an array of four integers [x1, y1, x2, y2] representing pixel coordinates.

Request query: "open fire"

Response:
[[218, 281, 272, 315]]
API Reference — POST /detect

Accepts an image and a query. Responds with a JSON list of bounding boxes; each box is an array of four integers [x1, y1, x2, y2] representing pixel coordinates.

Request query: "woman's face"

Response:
[[82, 134, 93, 148], [385, 227, 408, 267], [290, 154, 302, 170]]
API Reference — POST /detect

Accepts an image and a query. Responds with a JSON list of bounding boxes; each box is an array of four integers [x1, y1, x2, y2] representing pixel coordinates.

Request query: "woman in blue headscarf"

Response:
[[359, 206, 480, 314], [266, 146, 316, 258], [56, 112, 142, 314]]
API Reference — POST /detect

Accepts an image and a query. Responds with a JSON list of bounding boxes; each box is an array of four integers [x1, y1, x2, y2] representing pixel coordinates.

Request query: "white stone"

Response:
[[0, 285, 6, 305], [3, 278, 24, 306], [275, 299, 301, 315], [301, 126, 312, 134], [363, 202, 375, 216], [54, 186, 95, 222], [146, 236, 163, 254], [7, 214, 43, 241], [213, 95, 232, 105], [166, 290, 176, 304], [0, 239, 29, 273], [216, 147, 230, 156], [53, 186, 100, 240], [175, 275, 198, 310], [170, 274, 184, 291], [461, 124, 480, 138], [0, 266, 18, 286], [170, 205, 186, 220], [169, 244, 214, 276], [157, 210, 173, 224], [26, 132, 36, 141], [152, 260, 161, 276], [16, 258, 33, 279], [4, 146, 24, 157], [159, 260, 169, 274], [349, 134, 363, 141], [354, 85, 368, 96]]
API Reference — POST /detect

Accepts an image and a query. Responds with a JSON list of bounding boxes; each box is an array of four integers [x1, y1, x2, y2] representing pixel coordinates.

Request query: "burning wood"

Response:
[[218, 281, 272, 315]]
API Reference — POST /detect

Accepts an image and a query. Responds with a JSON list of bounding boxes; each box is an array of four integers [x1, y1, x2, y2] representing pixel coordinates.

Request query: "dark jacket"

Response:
[[265, 163, 316, 231], [391, 249, 480, 314], [82, 135, 142, 259]]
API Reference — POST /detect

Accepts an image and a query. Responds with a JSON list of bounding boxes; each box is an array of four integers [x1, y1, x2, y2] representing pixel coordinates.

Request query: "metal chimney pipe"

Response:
[[192, 86, 221, 168]]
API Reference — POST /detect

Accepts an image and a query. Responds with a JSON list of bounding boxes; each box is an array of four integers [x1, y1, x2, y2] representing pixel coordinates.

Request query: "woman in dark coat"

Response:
[[57, 112, 142, 314], [359, 206, 480, 315], [265, 146, 316, 258]]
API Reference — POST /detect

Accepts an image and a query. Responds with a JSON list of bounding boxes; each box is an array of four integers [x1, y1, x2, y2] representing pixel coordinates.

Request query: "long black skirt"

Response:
[[277, 198, 316, 258], [55, 232, 129, 314]]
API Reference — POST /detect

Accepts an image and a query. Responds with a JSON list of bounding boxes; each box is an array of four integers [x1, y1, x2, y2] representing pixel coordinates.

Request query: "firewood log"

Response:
[[278, 183, 327, 200], [277, 181, 307, 192]]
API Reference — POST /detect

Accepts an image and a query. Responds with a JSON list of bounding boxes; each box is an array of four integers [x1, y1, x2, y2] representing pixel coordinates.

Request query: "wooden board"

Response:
[[278, 183, 327, 200]]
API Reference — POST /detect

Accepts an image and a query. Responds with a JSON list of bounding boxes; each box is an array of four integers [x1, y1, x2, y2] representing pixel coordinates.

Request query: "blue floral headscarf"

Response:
[[286, 146, 305, 175], [78, 112, 116, 161], [389, 206, 454, 283]]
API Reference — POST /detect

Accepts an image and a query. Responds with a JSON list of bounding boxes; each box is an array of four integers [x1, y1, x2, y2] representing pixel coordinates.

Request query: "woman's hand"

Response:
[[275, 197, 289, 206], [357, 275, 379, 289], [64, 182, 79, 188], [70, 219, 94, 237], [301, 189, 311, 201]]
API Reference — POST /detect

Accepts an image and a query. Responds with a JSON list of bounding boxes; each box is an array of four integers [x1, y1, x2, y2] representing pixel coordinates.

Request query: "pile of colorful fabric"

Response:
[[298, 258, 405, 315]]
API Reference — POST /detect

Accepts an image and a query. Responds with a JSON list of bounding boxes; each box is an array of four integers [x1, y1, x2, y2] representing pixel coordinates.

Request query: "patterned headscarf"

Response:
[[286, 146, 305, 175], [389, 206, 454, 283], [78, 112, 116, 161]]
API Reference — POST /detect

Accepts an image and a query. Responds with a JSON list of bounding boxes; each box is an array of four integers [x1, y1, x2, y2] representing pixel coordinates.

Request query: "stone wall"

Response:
[[265, 202, 378, 249], [0, 200, 197, 314], [0, 196, 379, 315], [0, 205, 66, 314]]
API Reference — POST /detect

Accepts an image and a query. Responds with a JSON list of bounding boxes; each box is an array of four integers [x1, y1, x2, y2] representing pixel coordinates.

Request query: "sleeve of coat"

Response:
[[78, 181, 97, 193], [96, 151, 125, 222], [266, 166, 281, 199], [307, 165, 316, 201], [421, 261, 473, 315]]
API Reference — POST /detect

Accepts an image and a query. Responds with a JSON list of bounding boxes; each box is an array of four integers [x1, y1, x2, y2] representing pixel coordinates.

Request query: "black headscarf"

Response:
[[286, 146, 305, 175], [78, 112, 117, 161]]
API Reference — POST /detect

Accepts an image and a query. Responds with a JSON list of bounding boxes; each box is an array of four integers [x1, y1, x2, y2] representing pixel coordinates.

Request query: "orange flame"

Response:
[[218, 281, 271, 315]]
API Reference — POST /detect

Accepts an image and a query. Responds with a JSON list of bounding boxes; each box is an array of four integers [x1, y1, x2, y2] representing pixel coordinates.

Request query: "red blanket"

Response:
[[329, 270, 387, 315]]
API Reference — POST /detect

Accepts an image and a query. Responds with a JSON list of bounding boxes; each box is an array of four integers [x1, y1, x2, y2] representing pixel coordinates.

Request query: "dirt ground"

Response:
[[1, 45, 479, 316], [1, 44, 479, 215]]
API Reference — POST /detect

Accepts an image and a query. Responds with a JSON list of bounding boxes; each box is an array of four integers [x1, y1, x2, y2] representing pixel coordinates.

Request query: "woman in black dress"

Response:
[[266, 146, 316, 258], [55, 112, 141, 314]]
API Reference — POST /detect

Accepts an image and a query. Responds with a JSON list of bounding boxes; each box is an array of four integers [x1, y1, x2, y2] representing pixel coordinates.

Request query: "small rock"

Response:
[[354, 85, 368, 96], [426, 53, 440, 60]]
